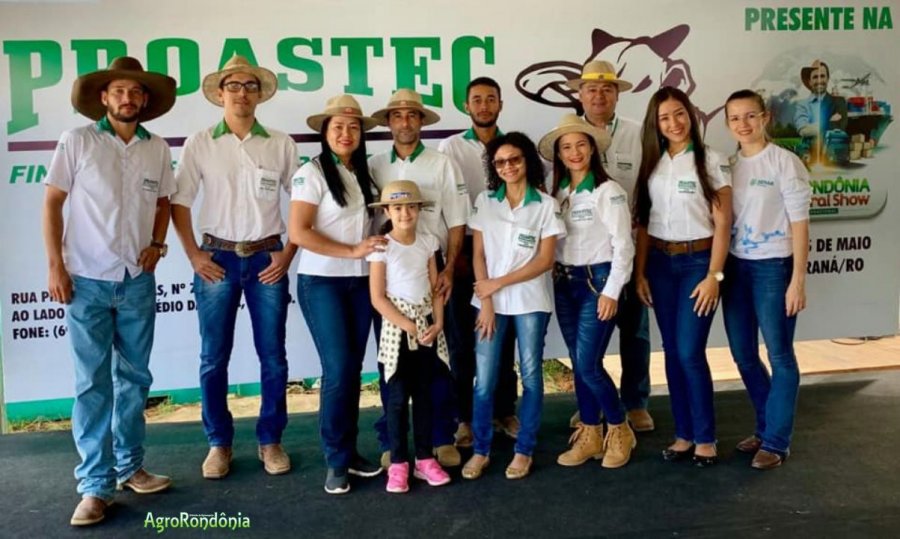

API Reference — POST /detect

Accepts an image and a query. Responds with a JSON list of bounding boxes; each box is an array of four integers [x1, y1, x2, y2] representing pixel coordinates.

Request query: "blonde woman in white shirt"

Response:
[[538, 114, 637, 469], [722, 89, 811, 470], [633, 87, 733, 467]]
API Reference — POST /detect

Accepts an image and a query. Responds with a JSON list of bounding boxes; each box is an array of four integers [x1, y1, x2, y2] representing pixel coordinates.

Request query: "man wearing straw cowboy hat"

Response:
[[567, 60, 654, 433], [368, 88, 470, 469], [43, 56, 176, 526], [171, 55, 299, 480]]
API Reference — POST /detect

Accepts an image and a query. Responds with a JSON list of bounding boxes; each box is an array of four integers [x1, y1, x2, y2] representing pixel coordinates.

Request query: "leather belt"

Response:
[[649, 236, 713, 255], [202, 234, 280, 258]]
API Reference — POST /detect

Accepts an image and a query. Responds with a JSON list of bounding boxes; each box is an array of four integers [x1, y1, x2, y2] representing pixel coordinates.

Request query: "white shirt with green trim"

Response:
[[45, 118, 175, 281], [468, 184, 566, 315], [438, 127, 499, 206], [172, 119, 298, 242]]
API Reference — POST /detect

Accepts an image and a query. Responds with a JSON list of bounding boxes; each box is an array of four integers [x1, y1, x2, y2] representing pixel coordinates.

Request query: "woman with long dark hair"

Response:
[[722, 89, 810, 470], [633, 87, 732, 467], [289, 95, 386, 494], [538, 114, 637, 469], [461, 132, 565, 481]]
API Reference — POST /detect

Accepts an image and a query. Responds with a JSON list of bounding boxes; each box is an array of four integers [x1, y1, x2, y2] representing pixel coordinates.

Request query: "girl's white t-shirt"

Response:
[[367, 232, 439, 304]]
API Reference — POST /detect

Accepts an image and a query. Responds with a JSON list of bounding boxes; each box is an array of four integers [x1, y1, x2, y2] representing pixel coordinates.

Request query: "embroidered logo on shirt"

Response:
[[142, 178, 159, 192], [610, 194, 627, 206], [456, 183, 469, 195], [516, 232, 537, 249], [571, 208, 593, 222], [293, 176, 305, 187], [617, 160, 633, 171], [749, 178, 776, 187], [259, 177, 278, 193], [677, 179, 697, 194], [719, 164, 731, 175]]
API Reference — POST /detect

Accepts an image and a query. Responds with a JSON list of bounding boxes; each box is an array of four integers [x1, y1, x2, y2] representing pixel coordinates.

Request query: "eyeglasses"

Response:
[[221, 81, 261, 93], [493, 154, 524, 169], [727, 111, 765, 123]]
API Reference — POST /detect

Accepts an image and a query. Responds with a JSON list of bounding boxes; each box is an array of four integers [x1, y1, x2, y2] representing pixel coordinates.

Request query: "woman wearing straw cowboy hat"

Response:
[[43, 56, 176, 526], [171, 54, 299, 481], [539, 114, 638, 469], [289, 94, 386, 494]]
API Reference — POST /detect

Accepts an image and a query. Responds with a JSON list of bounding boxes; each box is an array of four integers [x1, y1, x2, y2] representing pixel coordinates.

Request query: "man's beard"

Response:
[[470, 113, 497, 129], [109, 105, 139, 123]]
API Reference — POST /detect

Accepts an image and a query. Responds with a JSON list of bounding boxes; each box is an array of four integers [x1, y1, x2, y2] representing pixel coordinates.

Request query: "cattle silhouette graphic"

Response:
[[516, 25, 723, 130]]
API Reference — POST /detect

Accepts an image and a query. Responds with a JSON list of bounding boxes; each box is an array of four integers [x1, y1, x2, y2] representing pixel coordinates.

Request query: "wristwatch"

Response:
[[151, 241, 168, 258], [709, 270, 724, 282]]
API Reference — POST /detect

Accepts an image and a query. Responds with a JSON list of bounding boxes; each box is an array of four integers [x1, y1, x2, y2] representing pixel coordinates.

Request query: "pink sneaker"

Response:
[[413, 458, 451, 486], [386, 462, 409, 493]]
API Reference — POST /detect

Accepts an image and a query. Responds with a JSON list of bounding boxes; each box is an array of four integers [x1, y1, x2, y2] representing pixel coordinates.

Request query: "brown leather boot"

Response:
[[202, 446, 233, 479], [118, 468, 172, 493], [434, 444, 461, 467], [70, 496, 110, 527], [602, 422, 637, 468], [557, 424, 604, 466], [258, 444, 291, 475]]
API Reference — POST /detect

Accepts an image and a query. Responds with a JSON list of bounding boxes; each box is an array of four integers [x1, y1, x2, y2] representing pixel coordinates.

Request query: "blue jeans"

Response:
[[68, 272, 156, 500], [472, 311, 550, 457], [554, 263, 625, 426], [646, 247, 717, 444], [194, 246, 289, 447], [722, 255, 799, 456], [617, 279, 652, 411], [297, 274, 372, 469]]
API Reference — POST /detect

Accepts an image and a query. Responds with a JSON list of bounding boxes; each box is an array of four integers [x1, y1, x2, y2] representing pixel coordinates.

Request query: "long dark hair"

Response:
[[634, 86, 717, 226], [483, 131, 545, 193], [550, 132, 609, 196], [317, 116, 376, 216]]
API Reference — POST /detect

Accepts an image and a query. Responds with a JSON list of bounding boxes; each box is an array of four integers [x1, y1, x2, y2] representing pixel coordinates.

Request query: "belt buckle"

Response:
[[235, 241, 253, 258]]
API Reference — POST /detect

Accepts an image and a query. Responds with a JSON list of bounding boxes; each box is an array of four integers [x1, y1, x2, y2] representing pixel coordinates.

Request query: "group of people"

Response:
[[42, 54, 810, 526]]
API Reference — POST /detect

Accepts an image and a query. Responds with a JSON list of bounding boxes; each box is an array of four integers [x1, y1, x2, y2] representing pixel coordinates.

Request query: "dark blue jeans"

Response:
[[617, 280, 652, 411], [646, 247, 717, 444], [297, 274, 373, 469], [554, 263, 625, 426], [195, 246, 289, 447], [722, 255, 799, 456]]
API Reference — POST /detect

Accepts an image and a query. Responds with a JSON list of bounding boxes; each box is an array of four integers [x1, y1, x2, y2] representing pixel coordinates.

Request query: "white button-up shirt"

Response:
[[172, 120, 298, 241], [469, 184, 566, 315], [647, 146, 731, 241], [45, 118, 175, 281], [730, 143, 811, 259], [369, 143, 470, 255], [590, 115, 642, 201], [291, 155, 375, 277], [555, 172, 634, 298], [438, 127, 500, 205]]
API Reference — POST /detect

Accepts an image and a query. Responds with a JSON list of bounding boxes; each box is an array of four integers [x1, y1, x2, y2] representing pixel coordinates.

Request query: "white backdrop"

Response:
[[1, 0, 898, 412]]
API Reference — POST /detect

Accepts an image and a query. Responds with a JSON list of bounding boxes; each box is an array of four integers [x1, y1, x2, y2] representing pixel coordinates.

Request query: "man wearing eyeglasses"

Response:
[[171, 55, 299, 480]]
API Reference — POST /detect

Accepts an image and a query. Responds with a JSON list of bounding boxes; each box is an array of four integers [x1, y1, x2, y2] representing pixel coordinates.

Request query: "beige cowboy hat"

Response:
[[306, 94, 378, 132], [565, 60, 633, 92], [369, 180, 435, 208], [371, 88, 441, 126], [538, 113, 612, 161], [70, 56, 176, 122], [800, 59, 829, 91], [201, 54, 278, 106]]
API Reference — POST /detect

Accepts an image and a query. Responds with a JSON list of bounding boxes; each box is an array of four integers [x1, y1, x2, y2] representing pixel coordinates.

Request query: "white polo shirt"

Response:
[[555, 172, 635, 298], [366, 232, 438, 304], [469, 184, 566, 315], [647, 145, 731, 242], [438, 127, 501, 205], [45, 118, 175, 282], [730, 143, 811, 260], [368, 142, 470, 254], [584, 115, 642, 201], [291, 155, 375, 277], [172, 120, 298, 242]]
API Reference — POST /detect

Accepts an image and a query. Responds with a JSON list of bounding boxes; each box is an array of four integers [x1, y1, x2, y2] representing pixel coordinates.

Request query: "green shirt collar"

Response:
[[96, 115, 150, 141], [463, 126, 504, 142], [489, 183, 543, 206], [211, 118, 270, 139], [559, 171, 597, 193], [390, 141, 426, 163]]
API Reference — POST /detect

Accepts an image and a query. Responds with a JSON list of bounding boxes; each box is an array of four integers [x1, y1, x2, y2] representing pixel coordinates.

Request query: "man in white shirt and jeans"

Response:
[[43, 57, 176, 527], [172, 55, 299, 480]]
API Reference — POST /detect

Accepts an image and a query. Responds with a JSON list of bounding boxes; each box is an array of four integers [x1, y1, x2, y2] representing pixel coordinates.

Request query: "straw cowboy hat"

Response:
[[201, 54, 278, 106], [371, 89, 441, 126], [538, 113, 612, 161], [306, 94, 378, 132], [565, 60, 634, 92], [800, 59, 829, 91], [369, 180, 435, 208], [71, 56, 176, 122]]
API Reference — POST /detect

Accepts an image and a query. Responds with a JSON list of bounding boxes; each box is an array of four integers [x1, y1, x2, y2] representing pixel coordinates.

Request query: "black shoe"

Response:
[[662, 446, 694, 462], [324, 468, 350, 495], [692, 454, 719, 468], [348, 454, 383, 478]]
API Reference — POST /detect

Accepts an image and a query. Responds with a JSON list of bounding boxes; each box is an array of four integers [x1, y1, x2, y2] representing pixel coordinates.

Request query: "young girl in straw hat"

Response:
[[367, 180, 452, 493]]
